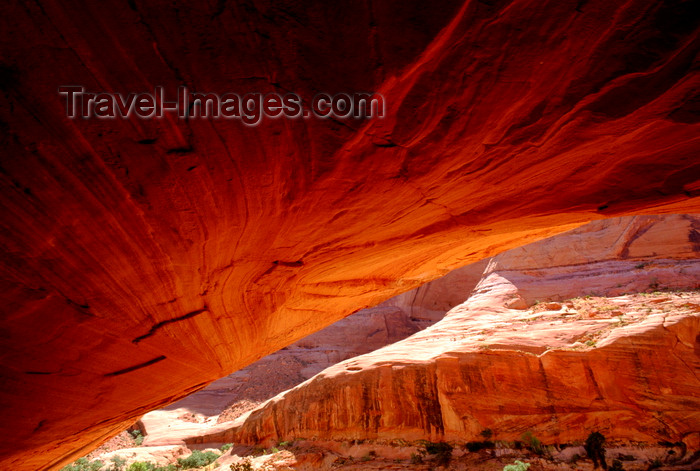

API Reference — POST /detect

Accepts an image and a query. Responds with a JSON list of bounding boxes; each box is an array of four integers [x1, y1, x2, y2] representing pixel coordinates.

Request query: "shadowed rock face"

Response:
[[0, 0, 698, 469]]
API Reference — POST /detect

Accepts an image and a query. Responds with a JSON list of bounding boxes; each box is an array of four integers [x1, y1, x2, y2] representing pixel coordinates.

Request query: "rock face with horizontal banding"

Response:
[[0, 0, 699, 469]]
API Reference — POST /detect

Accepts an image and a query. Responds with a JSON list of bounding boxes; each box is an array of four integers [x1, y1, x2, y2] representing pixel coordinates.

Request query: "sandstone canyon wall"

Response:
[[193, 215, 700, 452], [139, 255, 490, 445], [0, 0, 699, 469], [138, 305, 424, 445]]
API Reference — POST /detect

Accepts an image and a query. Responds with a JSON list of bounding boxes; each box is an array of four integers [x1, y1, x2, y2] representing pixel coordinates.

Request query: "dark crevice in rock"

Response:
[[165, 146, 194, 155], [132, 307, 209, 344], [65, 298, 90, 310], [33, 420, 46, 434], [273, 260, 304, 267], [104, 355, 167, 377], [137, 138, 157, 145]]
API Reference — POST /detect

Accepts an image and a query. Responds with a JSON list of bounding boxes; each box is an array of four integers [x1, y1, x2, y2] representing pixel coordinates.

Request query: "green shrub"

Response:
[[503, 460, 530, 471], [177, 450, 220, 469], [60, 458, 104, 471], [358, 450, 377, 462], [126, 462, 154, 471], [520, 431, 543, 455], [251, 445, 264, 456], [466, 441, 494, 452], [126, 462, 174, 471], [584, 431, 607, 470], [423, 442, 453, 466], [129, 430, 144, 446], [230, 461, 252, 471], [220, 443, 233, 452], [110, 456, 127, 471], [610, 459, 625, 471]]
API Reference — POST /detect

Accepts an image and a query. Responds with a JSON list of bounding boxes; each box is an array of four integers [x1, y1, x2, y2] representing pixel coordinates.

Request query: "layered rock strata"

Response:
[[192, 216, 700, 451], [0, 0, 699, 468]]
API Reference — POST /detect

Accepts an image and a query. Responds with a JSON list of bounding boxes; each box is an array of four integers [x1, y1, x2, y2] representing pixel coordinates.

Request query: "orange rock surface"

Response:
[[137, 248, 489, 448], [192, 216, 700, 449], [0, 0, 699, 469], [138, 304, 422, 446]]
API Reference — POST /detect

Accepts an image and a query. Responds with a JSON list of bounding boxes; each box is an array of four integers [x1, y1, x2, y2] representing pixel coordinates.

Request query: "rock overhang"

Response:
[[0, 0, 699, 469]]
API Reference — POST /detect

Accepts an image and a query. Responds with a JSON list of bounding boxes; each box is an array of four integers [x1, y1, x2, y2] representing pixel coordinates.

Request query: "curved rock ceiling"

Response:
[[0, 0, 698, 469]]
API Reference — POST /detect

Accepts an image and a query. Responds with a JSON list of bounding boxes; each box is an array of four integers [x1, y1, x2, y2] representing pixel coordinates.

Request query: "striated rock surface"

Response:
[[380, 258, 490, 325], [139, 305, 422, 445], [193, 215, 700, 451], [0, 0, 699, 468], [140, 254, 492, 446]]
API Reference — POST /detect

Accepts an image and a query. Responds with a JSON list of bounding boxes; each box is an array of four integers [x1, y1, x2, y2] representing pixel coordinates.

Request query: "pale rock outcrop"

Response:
[[140, 306, 424, 445], [141, 254, 493, 446], [191, 216, 700, 452]]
